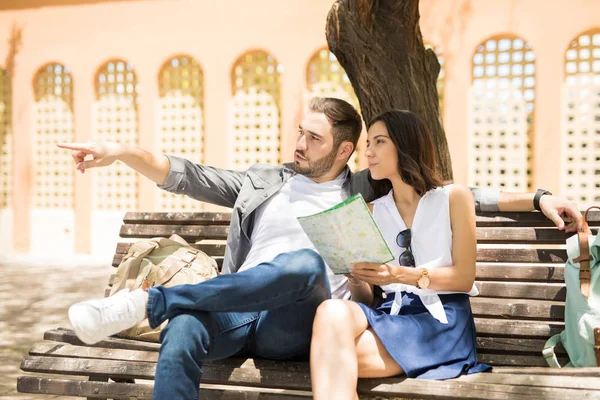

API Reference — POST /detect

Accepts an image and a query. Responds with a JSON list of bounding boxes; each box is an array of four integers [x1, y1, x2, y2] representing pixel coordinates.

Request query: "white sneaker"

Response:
[[68, 288, 147, 345]]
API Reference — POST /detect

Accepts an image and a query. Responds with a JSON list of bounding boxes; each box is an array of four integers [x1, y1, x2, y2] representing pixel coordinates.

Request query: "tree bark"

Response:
[[326, 0, 453, 181]]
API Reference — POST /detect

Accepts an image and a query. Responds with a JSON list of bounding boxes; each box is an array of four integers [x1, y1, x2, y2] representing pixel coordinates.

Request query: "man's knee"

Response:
[[286, 249, 327, 278], [160, 312, 211, 359]]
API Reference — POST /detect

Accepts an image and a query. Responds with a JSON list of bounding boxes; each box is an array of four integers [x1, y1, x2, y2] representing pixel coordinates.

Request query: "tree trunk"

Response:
[[326, 0, 453, 181]]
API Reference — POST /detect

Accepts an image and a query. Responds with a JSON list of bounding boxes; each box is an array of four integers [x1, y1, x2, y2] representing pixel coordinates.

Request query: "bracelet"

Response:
[[347, 276, 363, 286], [533, 189, 552, 211]]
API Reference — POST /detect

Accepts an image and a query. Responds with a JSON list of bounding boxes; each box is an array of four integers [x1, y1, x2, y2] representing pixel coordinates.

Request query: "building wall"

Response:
[[0, 0, 598, 255]]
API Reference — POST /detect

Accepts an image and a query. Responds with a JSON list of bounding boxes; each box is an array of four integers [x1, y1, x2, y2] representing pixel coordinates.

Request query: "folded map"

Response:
[[297, 193, 394, 274]]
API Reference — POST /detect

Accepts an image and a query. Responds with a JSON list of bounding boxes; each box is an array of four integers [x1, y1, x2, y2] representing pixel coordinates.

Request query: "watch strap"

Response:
[[533, 189, 552, 212]]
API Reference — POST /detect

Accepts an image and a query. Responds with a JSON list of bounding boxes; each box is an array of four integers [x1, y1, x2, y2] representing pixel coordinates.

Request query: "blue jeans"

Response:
[[146, 249, 330, 399]]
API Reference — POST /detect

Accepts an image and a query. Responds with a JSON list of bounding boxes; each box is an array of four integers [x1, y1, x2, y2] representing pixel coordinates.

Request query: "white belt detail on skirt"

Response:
[[381, 257, 479, 325]]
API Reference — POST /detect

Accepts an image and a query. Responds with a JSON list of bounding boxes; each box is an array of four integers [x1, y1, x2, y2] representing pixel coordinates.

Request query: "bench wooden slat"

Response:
[[106, 261, 567, 283], [491, 366, 600, 376], [470, 298, 564, 320], [17, 376, 155, 400], [20, 355, 600, 400], [114, 243, 568, 263], [28, 336, 566, 369], [16, 377, 310, 400], [29, 341, 159, 362], [476, 228, 571, 244], [111, 254, 224, 269], [476, 336, 566, 355], [477, 353, 568, 367], [115, 242, 227, 255], [39, 328, 563, 368], [120, 224, 229, 240], [474, 281, 566, 301], [475, 263, 564, 281], [124, 212, 231, 225], [122, 210, 600, 227], [117, 225, 578, 245], [453, 372, 600, 389], [475, 210, 600, 227], [44, 321, 563, 348], [475, 318, 563, 338], [475, 248, 567, 263], [44, 329, 161, 352]]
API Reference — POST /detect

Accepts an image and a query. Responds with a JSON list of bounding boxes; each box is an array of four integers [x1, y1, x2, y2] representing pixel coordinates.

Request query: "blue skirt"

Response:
[[356, 292, 491, 380]]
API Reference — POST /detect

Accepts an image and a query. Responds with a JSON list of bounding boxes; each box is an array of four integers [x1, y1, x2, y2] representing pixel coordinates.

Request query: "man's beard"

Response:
[[292, 148, 338, 178]]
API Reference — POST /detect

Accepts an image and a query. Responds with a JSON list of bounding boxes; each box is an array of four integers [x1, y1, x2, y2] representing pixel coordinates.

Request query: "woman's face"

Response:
[[365, 121, 399, 181]]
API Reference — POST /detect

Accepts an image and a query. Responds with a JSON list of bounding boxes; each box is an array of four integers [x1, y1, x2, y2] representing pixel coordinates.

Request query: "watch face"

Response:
[[418, 275, 431, 289]]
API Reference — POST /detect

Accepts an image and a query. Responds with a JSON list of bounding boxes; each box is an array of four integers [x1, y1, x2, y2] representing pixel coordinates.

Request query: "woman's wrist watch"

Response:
[[416, 268, 430, 289]]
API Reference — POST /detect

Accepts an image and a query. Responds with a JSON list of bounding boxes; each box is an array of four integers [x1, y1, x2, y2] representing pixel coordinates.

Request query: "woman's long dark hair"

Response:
[[366, 110, 442, 200]]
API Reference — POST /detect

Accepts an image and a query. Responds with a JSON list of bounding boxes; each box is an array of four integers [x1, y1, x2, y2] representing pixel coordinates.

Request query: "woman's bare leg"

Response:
[[311, 299, 368, 400], [355, 328, 403, 378], [311, 300, 404, 400]]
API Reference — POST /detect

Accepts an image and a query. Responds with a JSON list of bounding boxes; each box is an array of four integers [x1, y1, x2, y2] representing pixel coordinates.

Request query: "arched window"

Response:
[[306, 47, 362, 170], [469, 35, 536, 190], [93, 59, 139, 211], [32, 62, 74, 209], [0, 68, 11, 209], [229, 50, 281, 170], [562, 28, 600, 206], [157, 55, 205, 211]]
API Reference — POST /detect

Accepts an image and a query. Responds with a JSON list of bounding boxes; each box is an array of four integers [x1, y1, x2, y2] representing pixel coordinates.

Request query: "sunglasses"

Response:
[[396, 229, 415, 267]]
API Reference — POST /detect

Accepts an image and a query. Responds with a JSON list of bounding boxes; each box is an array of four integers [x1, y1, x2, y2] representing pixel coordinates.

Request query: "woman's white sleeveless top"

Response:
[[371, 185, 478, 324]]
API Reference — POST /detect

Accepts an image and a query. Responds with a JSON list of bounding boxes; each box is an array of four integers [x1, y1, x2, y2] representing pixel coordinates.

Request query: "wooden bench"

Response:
[[17, 209, 600, 399]]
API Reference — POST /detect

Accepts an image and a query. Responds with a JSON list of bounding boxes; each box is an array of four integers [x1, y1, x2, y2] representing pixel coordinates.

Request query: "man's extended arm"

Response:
[[57, 141, 246, 209], [58, 141, 171, 184]]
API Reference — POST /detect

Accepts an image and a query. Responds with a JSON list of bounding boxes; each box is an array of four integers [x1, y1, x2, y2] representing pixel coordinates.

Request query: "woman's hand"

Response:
[[343, 273, 373, 305], [351, 262, 401, 286]]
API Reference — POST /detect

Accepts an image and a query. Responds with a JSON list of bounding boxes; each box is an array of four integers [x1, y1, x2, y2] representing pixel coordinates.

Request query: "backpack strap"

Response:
[[543, 334, 564, 368], [153, 246, 200, 286], [575, 232, 591, 298], [543, 334, 575, 368], [574, 206, 600, 298], [595, 328, 600, 367]]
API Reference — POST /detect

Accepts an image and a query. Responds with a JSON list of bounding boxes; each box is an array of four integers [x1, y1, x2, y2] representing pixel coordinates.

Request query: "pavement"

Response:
[[0, 255, 114, 399]]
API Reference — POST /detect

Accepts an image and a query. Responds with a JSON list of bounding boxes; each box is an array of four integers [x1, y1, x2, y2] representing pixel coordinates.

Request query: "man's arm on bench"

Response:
[[472, 187, 583, 232]]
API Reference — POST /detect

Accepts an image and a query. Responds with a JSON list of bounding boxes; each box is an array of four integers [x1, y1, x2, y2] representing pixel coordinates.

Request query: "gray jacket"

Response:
[[159, 155, 500, 275]]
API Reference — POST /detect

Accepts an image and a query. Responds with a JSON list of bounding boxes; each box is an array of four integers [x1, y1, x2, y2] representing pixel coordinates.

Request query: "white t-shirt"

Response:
[[239, 174, 350, 299]]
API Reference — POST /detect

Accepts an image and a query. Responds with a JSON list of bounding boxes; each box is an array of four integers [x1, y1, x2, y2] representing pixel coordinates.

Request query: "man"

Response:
[[60, 97, 581, 399]]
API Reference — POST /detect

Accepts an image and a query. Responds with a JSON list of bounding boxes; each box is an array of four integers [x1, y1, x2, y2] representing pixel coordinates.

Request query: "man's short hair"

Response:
[[308, 97, 363, 154]]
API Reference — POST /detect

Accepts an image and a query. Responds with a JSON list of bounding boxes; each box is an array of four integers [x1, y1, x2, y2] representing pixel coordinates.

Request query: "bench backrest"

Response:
[[109, 210, 600, 368]]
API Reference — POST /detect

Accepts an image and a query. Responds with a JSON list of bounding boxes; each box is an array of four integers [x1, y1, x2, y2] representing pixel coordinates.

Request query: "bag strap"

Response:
[[543, 334, 575, 368], [153, 246, 199, 286], [111, 240, 160, 294], [574, 206, 600, 298], [543, 334, 564, 368], [595, 327, 600, 367]]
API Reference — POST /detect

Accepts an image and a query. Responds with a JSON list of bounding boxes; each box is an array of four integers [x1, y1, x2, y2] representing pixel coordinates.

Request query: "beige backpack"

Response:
[[110, 234, 219, 342]]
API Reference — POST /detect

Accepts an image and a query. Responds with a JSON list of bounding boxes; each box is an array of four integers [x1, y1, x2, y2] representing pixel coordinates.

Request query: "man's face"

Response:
[[293, 111, 338, 178]]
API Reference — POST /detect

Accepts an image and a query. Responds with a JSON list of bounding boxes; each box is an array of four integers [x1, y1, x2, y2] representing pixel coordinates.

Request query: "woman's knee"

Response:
[[313, 299, 353, 330]]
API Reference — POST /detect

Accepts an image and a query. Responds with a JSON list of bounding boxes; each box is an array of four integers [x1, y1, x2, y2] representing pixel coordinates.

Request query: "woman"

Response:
[[310, 110, 490, 400]]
